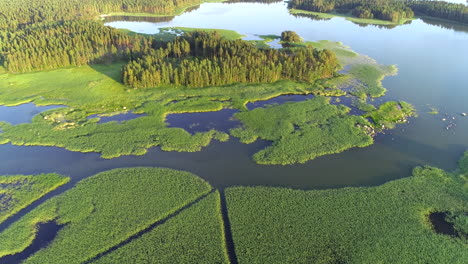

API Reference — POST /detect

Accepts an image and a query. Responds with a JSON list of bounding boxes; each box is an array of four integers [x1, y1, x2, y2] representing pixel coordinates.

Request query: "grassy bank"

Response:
[[0, 168, 217, 263], [226, 154, 468, 263], [0, 174, 69, 224]]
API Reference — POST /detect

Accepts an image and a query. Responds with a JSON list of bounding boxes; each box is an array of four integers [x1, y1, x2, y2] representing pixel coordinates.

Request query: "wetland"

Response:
[[0, 0, 467, 263]]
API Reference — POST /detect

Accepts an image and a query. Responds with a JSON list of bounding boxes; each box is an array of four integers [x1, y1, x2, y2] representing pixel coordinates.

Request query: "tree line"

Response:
[[0, 21, 152, 72], [408, 1, 468, 24], [122, 31, 339, 88], [0, 0, 202, 29], [288, 0, 468, 24]]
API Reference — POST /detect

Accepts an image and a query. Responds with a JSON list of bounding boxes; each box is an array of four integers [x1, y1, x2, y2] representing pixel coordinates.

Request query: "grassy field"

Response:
[[290, 8, 414, 26], [225, 154, 468, 263], [0, 174, 69, 224], [0, 168, 215, 263], [92, 192, 228, 264], [230, 96, 374, 165]]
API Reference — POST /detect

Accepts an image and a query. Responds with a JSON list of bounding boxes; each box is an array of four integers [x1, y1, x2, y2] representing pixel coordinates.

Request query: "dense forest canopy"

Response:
[[122, 31, 339, 88], [0, 0, 203, 29], [288, 0, 468, 24], [0, 21, 153, 72]]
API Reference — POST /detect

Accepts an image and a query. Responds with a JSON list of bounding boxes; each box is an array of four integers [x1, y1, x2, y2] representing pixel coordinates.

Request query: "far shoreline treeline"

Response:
[[288, 0, 468, 24]]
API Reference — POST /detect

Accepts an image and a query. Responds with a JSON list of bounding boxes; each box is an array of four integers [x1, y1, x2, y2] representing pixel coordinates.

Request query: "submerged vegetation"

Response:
[[0, 174, 69, 224], [226, 154, 468, 263]]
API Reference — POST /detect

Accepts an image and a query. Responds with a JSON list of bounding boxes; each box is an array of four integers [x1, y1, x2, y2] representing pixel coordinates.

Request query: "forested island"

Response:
[[123, 31, 338, 88], [288, 0, 468, 24]]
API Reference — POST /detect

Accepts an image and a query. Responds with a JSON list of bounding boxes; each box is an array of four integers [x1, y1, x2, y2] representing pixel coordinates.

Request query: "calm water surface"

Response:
[[1, 1, 468, 191]]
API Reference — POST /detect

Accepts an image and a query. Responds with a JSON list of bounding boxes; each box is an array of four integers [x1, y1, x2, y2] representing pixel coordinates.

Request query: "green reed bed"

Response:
[[0, 174, 69, 224], [225, 155, 468, 263], [0, 168, 213, 263]]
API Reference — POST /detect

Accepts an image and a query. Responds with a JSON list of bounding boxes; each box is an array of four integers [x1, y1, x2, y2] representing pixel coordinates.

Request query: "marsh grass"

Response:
[[0, 174, 69, 224], [92, 192, 228, 263], [226, 158, 468, 263], [0, 168, 213, 263], [230, 97, 374, 165]]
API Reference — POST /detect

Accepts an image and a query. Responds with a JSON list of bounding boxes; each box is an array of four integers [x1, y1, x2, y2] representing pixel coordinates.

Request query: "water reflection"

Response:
[[0, 103, 64, 125], [88, 112, 146, 124], [166, 109, 239, 133]]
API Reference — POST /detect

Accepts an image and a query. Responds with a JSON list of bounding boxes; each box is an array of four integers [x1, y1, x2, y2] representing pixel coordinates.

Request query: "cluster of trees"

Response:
[[0, 0, 202, 29], [122, 31, 339, 88], [0, 21, 153, 72], [351, 4, 413, 22], [409, 1, 468, 24], [281, 31, 302, 42], [288, 0, 468, 24]]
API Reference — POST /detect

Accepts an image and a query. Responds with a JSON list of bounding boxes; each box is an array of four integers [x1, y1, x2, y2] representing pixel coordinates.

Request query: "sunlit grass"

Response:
[[230, 96, 374, 164], [226, 156, 468, 263], [0, 168, 215, 263]]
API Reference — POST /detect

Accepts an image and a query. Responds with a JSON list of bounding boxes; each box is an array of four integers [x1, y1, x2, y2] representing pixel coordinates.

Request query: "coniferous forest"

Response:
[[0, 0, 203, 29], [122, 31, 339, 88], [0, 21, 152, 73], [288, 0, 468, 24]]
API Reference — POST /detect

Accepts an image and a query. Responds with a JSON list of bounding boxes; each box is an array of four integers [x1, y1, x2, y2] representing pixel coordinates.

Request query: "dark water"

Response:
[[0, 2, 467, 191], [0, 103, 63, 125], [166, 109, 239, 133], [0, 221, 62, 264], [429, 212, 457, 237], [88, 112, 146, 124]]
